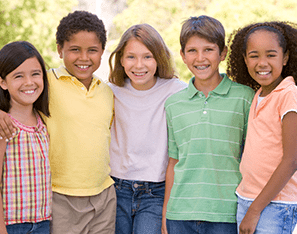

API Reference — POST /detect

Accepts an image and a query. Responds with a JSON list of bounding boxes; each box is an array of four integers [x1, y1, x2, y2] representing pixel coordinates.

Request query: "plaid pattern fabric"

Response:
[[1, 114, 51, 225]]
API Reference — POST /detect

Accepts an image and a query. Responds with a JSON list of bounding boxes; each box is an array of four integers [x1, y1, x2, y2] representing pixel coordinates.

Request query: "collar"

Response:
[[187, 73, 231, 99], [51, 66, 101, 86]]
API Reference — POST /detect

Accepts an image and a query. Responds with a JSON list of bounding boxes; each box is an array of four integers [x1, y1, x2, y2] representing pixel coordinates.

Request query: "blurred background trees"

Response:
[[111, 0, 297, 81], [1, 0, 297, 82], [0, 0, 77, 68]]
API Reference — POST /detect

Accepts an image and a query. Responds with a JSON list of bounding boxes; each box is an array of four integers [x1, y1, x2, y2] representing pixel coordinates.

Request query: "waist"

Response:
[[111, 176, 165, 191]]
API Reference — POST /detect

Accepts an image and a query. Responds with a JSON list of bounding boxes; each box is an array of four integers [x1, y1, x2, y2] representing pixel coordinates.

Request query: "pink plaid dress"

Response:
[[1, 114, 51, 225]]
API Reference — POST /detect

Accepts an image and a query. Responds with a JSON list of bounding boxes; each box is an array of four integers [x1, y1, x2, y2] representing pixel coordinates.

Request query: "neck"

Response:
[[9, 105, 37, 127], [193, 74, 223, 97]]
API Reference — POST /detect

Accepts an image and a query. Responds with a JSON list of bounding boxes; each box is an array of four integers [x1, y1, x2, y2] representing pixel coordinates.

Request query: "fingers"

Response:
[[0, 118, 16, 141]]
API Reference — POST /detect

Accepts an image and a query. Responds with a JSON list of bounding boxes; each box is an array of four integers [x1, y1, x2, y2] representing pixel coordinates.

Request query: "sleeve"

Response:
[[165, 103, 179, 160], [279, 87, 297, 121]]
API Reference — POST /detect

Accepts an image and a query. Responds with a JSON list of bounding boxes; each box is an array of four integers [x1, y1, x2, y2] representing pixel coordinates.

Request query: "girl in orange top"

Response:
[[227, 21, 297, 234]]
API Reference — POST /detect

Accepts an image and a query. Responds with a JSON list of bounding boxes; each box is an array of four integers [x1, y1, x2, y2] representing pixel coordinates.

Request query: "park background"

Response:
[[1, 1, 297, 232], [1, 0, 297, 82]]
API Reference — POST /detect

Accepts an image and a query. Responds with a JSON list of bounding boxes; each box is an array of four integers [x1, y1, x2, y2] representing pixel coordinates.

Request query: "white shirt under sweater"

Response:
[[109, 77, 187, 182]]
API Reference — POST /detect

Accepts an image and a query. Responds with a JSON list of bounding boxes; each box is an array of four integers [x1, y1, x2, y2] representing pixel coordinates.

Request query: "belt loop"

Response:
[[144, 182, 149, 192], [118, 178, 123, 189]]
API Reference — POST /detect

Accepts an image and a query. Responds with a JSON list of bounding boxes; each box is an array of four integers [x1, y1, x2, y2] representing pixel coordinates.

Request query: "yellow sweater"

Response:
[[46, 66, 114, 196]]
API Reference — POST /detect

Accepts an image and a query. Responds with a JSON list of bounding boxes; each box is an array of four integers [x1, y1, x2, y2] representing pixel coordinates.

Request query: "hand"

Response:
[[0, 110, 15, 141], [239, 208, 261, 234], [161, 216, 168, 234]]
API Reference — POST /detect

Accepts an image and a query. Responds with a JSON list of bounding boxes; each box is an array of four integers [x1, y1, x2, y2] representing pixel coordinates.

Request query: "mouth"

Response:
[[21, 89, 36, 94], [132, 72, 147, 77], [76, 65, 91, 70], [194, 65, 210, 70], [257, 71, 271, 75]]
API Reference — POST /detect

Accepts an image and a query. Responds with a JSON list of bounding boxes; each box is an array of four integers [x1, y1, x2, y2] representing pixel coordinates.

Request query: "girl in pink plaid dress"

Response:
[[0, 41, 51, 234]]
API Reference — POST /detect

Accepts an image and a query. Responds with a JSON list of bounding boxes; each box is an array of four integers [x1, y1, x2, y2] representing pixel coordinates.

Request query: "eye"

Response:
[[145, 55, 153, 59], [187, 49, 196, 53], [267, 54, 276, 58], [127, 55, 134, 59], [71, 48, 79, 52], [205, 48, 213, 52], [89, 49, 98, 53], [32, 72, 41, 76], [14, 75, 23, 79]]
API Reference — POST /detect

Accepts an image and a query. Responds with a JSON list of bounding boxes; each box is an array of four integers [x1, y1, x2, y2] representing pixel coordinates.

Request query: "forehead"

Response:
[[123, 38, 151, 53], [185, 35, 218, 48], [246, 30, 281, 49], [67, 31, 101, 47]]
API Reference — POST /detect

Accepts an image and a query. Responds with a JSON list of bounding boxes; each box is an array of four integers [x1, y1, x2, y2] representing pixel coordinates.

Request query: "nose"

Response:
[[80, 50, 89, 60], [196, 51, 204, 61], [258, 56, 268, 67], [24, 75, 34, 85], [136, 58, 144, 68]]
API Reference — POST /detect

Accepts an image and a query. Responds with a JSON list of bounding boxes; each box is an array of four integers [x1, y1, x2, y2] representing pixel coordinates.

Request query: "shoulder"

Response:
[[228, 79, 255, 102], [165, 87, 188, 108]]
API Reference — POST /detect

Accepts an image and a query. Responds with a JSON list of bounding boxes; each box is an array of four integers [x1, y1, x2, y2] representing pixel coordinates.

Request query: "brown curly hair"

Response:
[[227, 21, 297, 91], [56, 11, 106, 50]]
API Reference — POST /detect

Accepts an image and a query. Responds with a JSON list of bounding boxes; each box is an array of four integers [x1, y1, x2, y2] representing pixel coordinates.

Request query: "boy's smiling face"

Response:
[[57, 31, 104, 89], [181, 35, 227, 86]]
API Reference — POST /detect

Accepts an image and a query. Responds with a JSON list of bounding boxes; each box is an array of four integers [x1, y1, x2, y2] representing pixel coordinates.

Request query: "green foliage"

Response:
[[0, 0, 77, 68], [111, 0, 297, 82]]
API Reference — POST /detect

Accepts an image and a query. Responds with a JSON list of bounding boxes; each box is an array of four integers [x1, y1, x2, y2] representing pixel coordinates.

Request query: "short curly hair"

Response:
[[56, 11, 106, 50], [227, 21, 297, 91]]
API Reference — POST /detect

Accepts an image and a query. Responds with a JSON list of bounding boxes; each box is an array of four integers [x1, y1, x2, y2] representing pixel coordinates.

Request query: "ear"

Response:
[[283, 50, 289, 66], [57, 45, 63, 59], [180, 49, 187, 63], [220, 46, 228, 61], [0, 77, 8, 90]]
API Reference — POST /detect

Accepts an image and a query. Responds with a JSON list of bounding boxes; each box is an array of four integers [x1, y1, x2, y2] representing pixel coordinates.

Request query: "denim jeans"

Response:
[[6, 220, 50, 234], [112, 176, 165, 234], [237, 196, 297, 234], [166, 219, 237, 234]]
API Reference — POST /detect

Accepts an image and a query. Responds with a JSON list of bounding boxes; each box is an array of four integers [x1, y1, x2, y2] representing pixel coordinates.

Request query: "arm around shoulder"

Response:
[[0, 139, 8, 234]]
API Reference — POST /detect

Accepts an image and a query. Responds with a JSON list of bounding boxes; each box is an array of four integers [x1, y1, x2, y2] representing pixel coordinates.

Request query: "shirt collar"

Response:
[[187, 73, 231, 99], [52, 66, 101, 86]]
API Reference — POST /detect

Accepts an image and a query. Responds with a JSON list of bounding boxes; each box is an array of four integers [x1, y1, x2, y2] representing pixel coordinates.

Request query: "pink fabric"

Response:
[[237, 76, 297, 201]]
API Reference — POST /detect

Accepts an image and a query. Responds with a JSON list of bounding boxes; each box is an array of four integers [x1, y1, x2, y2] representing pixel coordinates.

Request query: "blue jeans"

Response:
[[6, 220, 50, 234], [112, 176, 165, 234], [237, 196, 297, 233], [166, 219, 237, 234]]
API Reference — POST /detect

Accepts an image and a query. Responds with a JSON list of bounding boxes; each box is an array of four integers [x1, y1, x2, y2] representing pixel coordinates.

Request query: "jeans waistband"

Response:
[[111, 176, 165, 191]]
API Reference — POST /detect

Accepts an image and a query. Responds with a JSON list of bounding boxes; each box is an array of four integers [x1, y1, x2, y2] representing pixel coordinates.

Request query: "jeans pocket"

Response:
[[148, 184, 165, 198]]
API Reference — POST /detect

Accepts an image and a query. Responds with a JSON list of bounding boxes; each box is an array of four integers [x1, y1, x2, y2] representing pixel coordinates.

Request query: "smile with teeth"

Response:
[[132, 72, 147, 76], [258, 71, 270, 75], [22, 90, 35, 94], [194, 65, 209, 70], [77, 65, 90, 69]]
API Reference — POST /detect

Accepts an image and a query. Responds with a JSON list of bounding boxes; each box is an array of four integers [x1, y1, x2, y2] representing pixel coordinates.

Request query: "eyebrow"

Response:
[[248, 49, 278, 55]]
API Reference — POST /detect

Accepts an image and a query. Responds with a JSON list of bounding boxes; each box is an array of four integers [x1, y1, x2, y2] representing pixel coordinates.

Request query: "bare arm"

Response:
[[239, 111, 297, 234], [0, 110, 15, 141], [0, 139, 8, 234], [161, 157, 178, 234]]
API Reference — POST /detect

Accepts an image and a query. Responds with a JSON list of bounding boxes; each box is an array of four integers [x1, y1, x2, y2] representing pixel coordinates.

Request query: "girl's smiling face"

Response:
[[244, 30, 289, 97], [0, 57, 44, 111], [120, 38, 157, 90]]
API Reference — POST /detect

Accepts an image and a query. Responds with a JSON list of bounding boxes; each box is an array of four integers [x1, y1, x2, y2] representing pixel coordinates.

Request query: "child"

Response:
[[108, 24, 187, 234], [227, 21, 297, 234], [0, 11, 116, 234], [162, 15, 255, 234], [0, 41, 51, 233]]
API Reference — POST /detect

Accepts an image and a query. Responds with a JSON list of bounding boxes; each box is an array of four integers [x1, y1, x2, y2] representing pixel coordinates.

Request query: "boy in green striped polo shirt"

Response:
[[161, 15, 255, 234]]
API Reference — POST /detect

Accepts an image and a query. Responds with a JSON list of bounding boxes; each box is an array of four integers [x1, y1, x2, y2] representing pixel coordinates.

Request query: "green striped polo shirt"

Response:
[[165, 74, 254, 223]]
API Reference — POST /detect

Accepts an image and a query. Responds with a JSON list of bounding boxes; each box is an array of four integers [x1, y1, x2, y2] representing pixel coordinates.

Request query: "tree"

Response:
[[111, 0, 297, 82], [0, 0, 77, 68]]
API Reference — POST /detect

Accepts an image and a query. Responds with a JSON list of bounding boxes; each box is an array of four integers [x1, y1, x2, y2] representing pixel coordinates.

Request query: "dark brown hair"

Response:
[[180, 15, 225, 54], [0, 41, 50, 116], [227, 21, 297, 91]]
